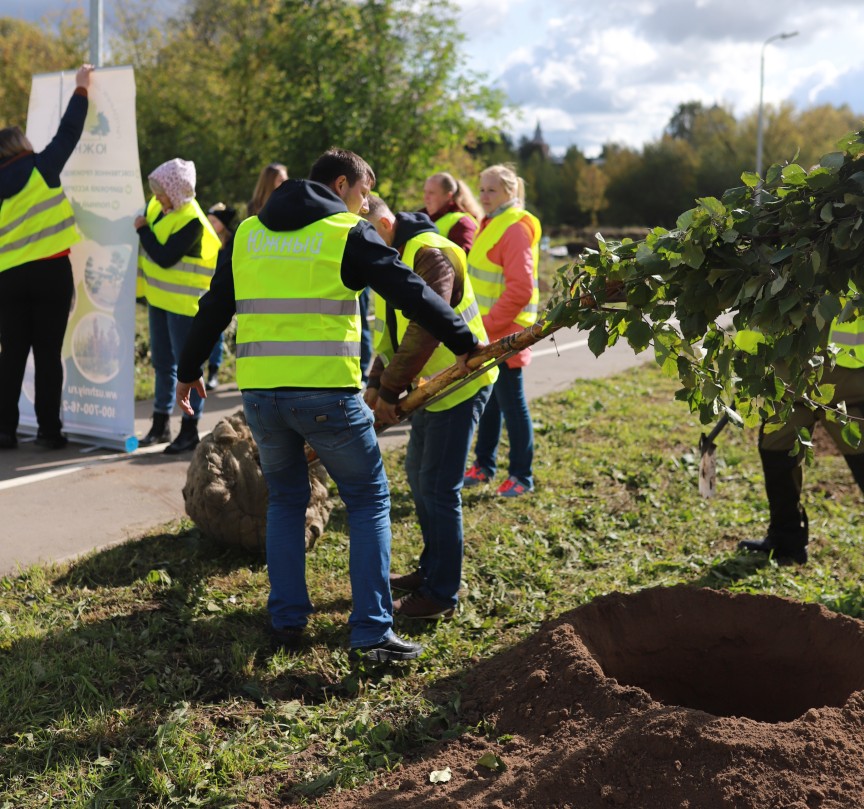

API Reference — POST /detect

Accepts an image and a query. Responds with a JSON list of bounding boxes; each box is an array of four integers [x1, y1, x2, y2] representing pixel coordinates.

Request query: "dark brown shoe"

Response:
[[270, 625, 304, 651], [394, 591, 455, 620], [389, 570, 424, 592]]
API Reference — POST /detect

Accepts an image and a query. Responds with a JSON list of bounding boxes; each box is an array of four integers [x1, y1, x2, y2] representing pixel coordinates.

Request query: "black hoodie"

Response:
[[0, 90, 88, 205], [177, 179, 477, 385]]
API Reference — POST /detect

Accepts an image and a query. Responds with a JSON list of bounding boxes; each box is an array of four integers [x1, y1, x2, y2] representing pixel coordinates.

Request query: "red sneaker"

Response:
[[463, 463, 493, 488], [496, 476, 533, 497]]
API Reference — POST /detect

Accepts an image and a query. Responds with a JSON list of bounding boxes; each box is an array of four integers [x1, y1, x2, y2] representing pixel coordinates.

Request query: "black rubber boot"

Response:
[[139, 412, 171, 447], [843, 453, 864, 497], [163, 417, 199, 455], [738, 448, 808, 564]]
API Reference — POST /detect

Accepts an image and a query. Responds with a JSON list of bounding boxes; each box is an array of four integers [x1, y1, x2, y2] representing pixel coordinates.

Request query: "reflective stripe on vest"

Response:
[[467, 207, 541, 328], [374, 230, 497, 411], [232, 212, 362, 389], [435, 211, 476, 240], [0, 168, 79, 272], [137, 197, 220, 316]]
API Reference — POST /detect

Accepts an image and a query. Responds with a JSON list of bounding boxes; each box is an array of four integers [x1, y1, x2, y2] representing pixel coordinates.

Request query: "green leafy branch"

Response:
[[542, 130, 864, 449]]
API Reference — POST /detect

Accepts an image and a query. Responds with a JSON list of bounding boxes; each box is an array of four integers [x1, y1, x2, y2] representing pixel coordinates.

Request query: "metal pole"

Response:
[[89, 0, 104, 67], [755, 31, 798, 178]]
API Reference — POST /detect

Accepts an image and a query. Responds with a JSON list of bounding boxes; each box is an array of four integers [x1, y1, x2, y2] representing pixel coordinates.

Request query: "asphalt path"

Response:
[[0, 328, 650, 577]]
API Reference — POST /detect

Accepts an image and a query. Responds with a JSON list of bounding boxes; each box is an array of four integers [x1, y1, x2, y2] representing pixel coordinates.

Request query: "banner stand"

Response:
[[23, 66, 144, 453]]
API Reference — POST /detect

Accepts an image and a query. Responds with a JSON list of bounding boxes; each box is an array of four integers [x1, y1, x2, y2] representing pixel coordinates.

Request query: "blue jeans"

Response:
[[473, 364, 534, 486], [405, 385, 491, 605], [149, 305, 204, 419], [208, 332, 224, 369], [242, 389, 394, 648]]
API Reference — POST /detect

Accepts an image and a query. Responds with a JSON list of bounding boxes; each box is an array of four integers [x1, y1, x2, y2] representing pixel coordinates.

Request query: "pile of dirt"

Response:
[[297, 586, 864, 808]]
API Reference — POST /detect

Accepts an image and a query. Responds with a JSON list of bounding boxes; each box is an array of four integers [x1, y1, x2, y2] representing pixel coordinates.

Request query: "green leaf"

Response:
[[769, 246, 795, 265], [819, 152, 846, 171], [676, 208, 696, 230], [810, 384, 836, 405], [733, 329, 766, 354], [681, 242, 705, 269], [841, 420, 862, 449], [697, 196, 725, 217], [624, 319, 653, 352], [741, 171, 760, 189], [146, 569, 172, 586], [781, 164, 807, 185], [588, 324, 609, 357], [814, 295, 842, 330], [820, 202, 835, 223], [476, 752, 507, 771]]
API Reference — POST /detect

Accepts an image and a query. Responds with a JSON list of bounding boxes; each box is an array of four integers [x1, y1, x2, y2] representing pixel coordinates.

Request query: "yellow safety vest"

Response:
[[467, 207, 541, 328], [232, 212, 363, 390], [829, 284, 864, 369], [0, 167, 79, 272], [374, 230, 497, 411], [137, 197, 220, 316], [435, 211, 476, 240]]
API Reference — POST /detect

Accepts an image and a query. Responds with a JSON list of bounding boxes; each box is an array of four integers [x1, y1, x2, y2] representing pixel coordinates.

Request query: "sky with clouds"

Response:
[[12, 0, 864, 158]]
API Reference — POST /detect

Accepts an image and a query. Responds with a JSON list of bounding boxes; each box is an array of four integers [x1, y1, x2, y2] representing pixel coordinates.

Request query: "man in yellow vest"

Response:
[[362, 196, 497, 620], [174, 150, 479, 661], [737, 310, 864, 564]]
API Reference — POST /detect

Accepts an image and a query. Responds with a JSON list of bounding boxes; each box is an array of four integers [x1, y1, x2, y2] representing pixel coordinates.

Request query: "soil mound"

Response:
[[303, 586, 864, 809]]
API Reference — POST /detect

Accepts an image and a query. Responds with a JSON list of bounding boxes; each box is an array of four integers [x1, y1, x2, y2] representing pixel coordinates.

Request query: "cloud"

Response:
[[466, 0, 864, 156]]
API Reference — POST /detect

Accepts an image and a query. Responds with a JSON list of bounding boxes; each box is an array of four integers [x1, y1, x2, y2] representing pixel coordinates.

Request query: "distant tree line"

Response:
[[2, 6, 861, 228]]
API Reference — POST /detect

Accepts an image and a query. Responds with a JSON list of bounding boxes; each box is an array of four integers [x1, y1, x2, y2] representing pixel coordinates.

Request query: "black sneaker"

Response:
[[737, 537, 808, 565], [0, 432, 18, 449], [270, 625, 304, 651], [352, 633, 423, 662], [34, 431, 68, 450]]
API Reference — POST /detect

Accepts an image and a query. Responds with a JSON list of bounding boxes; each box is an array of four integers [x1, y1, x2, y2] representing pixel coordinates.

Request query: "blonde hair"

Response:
[[481, 163, 525, 208], [0, 126, 33, 160], [428, 171, 483, 221], [248, 162, 288, 216]]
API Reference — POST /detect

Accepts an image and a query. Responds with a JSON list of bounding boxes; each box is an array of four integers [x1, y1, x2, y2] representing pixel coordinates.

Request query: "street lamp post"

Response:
[[756, 30, 798, 178], [89, 0, 104, 67]]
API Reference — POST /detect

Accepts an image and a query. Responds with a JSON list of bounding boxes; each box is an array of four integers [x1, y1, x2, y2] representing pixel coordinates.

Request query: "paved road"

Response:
[[0, 328, 649, 577]]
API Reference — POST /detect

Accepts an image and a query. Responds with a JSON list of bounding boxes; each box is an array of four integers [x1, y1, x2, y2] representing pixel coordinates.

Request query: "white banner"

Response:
[[24, 66, 143, 451]]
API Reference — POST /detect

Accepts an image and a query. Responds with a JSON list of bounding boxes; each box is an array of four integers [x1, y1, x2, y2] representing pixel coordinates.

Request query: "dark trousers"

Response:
[[0, 256, 74, 436]]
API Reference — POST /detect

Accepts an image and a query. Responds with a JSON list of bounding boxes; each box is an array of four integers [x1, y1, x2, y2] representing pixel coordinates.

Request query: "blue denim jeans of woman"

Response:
[[208, 331, 224, 368], [473, 363, 534, 487], [242, 389, 394, 648], [148, 305, 204, 419], [405, 385, 491, 606]]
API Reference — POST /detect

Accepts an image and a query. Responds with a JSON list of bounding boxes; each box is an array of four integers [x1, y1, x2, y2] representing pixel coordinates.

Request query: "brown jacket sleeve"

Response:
[[375, 247, 463, 404]]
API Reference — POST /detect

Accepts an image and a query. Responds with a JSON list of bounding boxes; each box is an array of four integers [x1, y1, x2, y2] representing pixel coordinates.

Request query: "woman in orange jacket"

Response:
[[463, 164, 541, 497]]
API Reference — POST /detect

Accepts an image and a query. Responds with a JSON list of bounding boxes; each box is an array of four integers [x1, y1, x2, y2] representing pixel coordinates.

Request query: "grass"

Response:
[[4, 362, 864, 806]]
